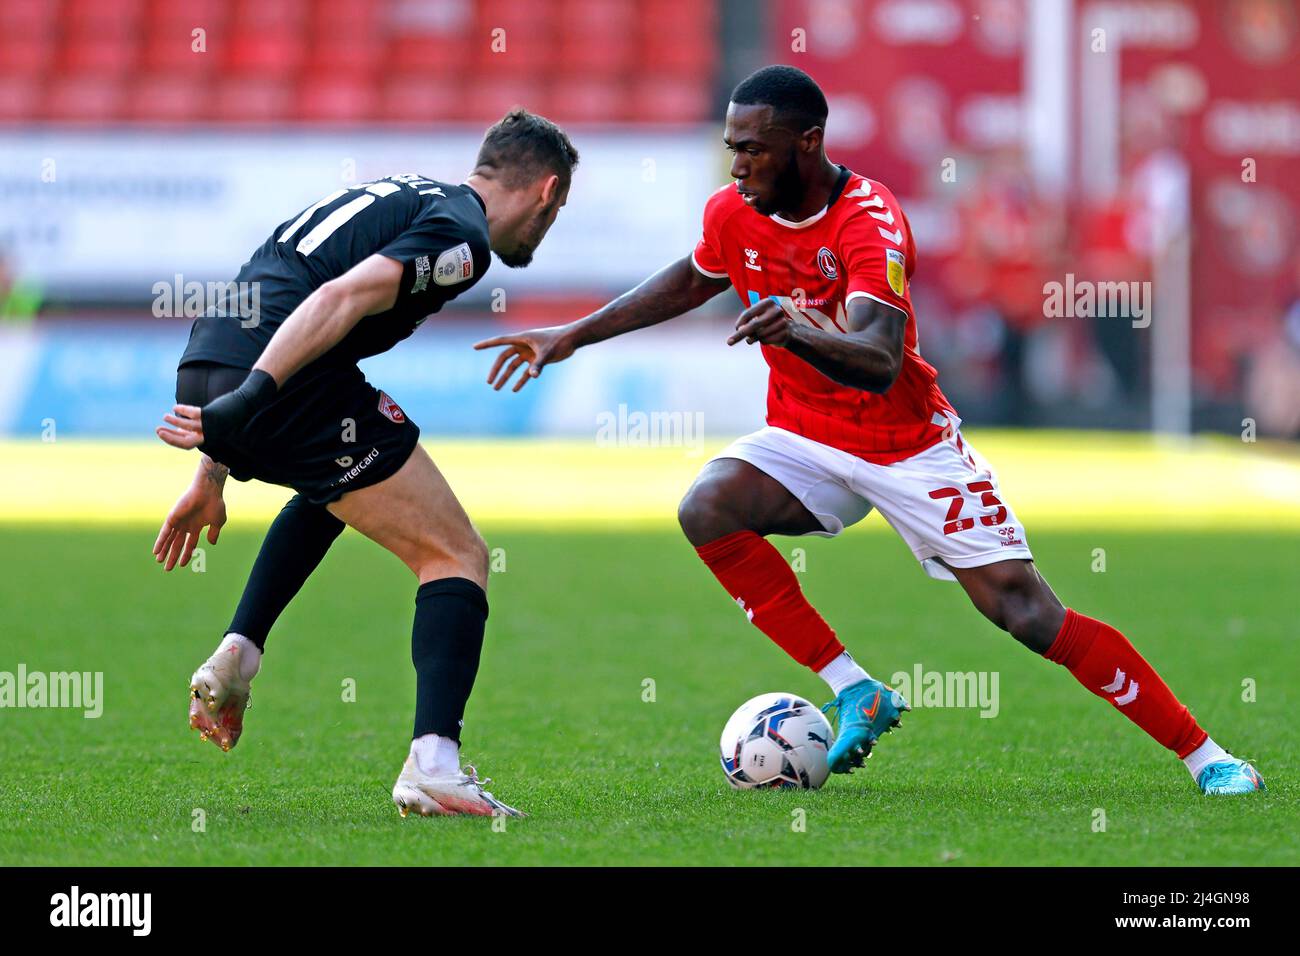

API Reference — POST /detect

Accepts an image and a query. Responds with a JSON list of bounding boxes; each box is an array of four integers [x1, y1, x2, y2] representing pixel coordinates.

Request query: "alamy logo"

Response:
[[595, 403, 705, 456], [0, 665, 102, 718], [890, 665, 1000, 718], [50, 886, 151, 936], [1042, 273, 1151, 328]]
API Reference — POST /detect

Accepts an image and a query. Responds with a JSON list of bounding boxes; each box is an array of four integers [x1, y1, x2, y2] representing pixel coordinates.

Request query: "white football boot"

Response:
[[391, 754, 525, 818], [188, 635, 258, 752]]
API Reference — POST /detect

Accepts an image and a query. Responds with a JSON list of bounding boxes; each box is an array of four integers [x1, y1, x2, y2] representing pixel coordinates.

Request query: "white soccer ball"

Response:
[[719, 692, 834, 790]]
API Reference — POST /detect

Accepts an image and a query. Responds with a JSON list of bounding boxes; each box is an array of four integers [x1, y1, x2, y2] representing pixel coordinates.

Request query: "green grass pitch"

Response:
[[0, 524, 1295, 866]]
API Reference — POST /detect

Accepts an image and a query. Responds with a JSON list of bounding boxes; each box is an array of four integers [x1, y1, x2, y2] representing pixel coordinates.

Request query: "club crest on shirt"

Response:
[[434, 242, 473, 286], [377, 391, 406, 424], [886, 248, 906, 296], [817, 246, 837, 279]]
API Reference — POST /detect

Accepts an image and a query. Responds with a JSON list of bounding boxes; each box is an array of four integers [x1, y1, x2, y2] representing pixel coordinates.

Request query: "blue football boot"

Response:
[[821, 678, 910, 774], [1197, 757, 1265, 795]]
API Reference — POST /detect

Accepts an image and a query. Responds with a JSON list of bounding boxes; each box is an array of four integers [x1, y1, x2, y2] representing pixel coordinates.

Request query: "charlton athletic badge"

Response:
[[377, 391, 406, 424], [817, 246, 837, 279]]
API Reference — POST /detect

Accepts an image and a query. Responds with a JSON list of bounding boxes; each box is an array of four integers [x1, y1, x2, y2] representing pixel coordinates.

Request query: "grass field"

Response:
[[1, 502, 1297, 865]]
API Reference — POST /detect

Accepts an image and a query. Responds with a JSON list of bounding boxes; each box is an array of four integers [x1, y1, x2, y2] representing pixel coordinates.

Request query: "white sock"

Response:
[[1183, 736, 1230, 780], [411, 734, 461, 775], [817, 651, 871, 696], [216, 633, 262, 682]]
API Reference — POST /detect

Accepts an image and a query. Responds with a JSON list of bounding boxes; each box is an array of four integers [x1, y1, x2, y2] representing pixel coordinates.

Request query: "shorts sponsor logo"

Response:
[[886, 248, 906, 296], [336, 446, 380, 486], [335, 455, 353, 468], [412, 255, 431, 293], [434, 242, 473, 286], [997, 525, 1024, 547], [377, 391, 406, 423], [817, 246, 837, 279]]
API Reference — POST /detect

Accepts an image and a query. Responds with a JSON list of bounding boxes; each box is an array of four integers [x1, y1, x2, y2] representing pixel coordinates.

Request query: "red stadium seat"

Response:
[[308, 33, 384, 75], [549, 77, 627, 125], [466, 78, 547, 124], [0, 0, 60, 39], [388, 35, 472, 78], [297, 74, 379, 123], [147, 0, 230, 25], [376, 74, 467, 124], [64, 0, 145, 31], [212, 76, 293, 123], [0, 32, 58, 77], [140, 30, 222, 74], [630, 74, 711, 123], [0, 78, 41, 122], [225, 33, 307, 74], [127, 75, 211, 123], [231, 0, 308, 31], [60, 37, 141, 75], [45, 74, 127, 123]]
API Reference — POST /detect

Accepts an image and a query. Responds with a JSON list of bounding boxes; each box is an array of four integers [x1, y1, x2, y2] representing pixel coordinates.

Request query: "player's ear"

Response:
[[800, 125, 824, 154], [538, 173, 561, 207]]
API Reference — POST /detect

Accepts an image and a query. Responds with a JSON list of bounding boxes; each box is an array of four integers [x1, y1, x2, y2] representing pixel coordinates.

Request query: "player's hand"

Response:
[[153, 481, 226, 571], [473, 326, 576, 392], [157, 404, 205, 449], [728, 297, 795, 348]]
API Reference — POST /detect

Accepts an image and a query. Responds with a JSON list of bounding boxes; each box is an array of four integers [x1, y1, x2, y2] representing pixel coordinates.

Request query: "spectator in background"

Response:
[[1244, 251, 1300, 440], [945, 150, 1066, 424]]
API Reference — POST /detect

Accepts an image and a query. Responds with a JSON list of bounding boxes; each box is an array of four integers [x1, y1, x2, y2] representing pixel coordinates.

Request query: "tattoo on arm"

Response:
[[202, 455, 229, 486]]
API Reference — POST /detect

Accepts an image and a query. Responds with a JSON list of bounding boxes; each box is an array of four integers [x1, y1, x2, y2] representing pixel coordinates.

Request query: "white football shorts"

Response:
[[709, 425, 1033, 581]]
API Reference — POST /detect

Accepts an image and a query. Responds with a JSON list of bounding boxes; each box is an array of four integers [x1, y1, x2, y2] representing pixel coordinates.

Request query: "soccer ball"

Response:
[[719, 692, 834, 790]]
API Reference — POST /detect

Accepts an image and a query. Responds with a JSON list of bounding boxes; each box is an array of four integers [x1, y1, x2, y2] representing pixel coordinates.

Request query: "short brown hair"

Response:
[[474, 108, 580, 190]]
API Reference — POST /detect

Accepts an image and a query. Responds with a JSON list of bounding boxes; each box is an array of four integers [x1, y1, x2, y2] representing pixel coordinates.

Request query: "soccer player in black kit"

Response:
[[153, 110, 578, 817]]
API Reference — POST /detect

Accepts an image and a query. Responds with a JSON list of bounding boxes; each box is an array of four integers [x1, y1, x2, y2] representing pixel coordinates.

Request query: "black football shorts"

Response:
[[175, 361, 421, 505]]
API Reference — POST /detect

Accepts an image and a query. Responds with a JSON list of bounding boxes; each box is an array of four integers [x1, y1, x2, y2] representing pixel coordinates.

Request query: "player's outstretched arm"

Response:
[[153, 455, 228, 571], [473, 255, 731, 391], [729, 296, 905, 393], [156, 254, 405, 450]]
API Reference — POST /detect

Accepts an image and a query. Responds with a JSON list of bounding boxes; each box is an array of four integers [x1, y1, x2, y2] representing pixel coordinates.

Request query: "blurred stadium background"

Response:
[[0, 0, 1298, 525], [2, 0, 1299, 870]]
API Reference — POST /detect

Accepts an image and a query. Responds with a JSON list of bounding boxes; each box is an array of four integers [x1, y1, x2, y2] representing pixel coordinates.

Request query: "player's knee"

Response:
[[410, 527, 489, 588], [677, 481, 741, 546]]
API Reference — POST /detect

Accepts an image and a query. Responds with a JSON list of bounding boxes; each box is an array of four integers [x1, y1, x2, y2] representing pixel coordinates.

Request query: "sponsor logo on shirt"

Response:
[[886, 248, 906, 296], [412, 255, 431, 293], [743, 248, 762, 272], [817, 246, 838, 279], [377, 391, 406, 423], [434, 242, 474, 286]]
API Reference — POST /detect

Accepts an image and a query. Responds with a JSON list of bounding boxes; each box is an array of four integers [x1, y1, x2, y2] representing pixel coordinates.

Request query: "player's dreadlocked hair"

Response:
[[730, 65, 829, 133], [474, 107, 580, 190]]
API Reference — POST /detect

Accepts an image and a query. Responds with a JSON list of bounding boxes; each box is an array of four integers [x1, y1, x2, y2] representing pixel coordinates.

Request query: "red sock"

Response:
[[694, 530, 844, 670], [1045, 609, 1207, 757]]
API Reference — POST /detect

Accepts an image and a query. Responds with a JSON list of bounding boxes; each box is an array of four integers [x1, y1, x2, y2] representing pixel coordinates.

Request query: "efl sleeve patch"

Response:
[[434, 242, 474, 286], [886, 248, 906, 297]]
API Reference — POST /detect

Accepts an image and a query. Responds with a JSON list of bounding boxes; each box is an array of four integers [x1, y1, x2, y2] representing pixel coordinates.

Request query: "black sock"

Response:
[[412, 577, 488, 742], [227, 494, 345, 651]]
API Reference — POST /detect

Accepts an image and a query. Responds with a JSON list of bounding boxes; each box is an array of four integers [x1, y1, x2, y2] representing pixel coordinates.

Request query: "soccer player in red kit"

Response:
[[477, 66, 1263, 794]]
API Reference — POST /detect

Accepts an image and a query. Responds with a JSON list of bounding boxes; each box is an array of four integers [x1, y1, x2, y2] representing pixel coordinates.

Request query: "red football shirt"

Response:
[[692, 169, 957, 465]]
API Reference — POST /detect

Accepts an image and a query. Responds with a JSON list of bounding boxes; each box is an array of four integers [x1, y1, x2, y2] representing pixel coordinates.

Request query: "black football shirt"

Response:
[[179, 174, 491, 372]]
